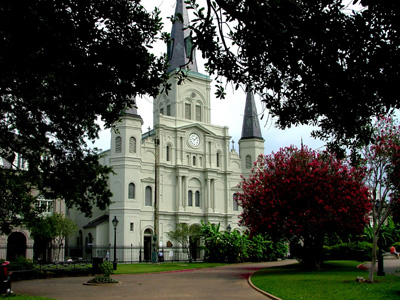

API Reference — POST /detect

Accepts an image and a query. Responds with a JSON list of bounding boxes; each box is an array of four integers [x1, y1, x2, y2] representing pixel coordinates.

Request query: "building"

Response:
[[68, 0, 265, 262], [0, 156, 65, 262]]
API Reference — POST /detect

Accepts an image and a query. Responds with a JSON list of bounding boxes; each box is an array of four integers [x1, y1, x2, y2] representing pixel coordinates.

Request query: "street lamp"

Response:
[[112, 216, 119, 270]]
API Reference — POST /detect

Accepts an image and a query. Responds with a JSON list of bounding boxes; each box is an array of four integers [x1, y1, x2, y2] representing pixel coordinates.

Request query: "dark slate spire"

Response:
[[241, 91, 263, 140], [167, 0, 198, 73]]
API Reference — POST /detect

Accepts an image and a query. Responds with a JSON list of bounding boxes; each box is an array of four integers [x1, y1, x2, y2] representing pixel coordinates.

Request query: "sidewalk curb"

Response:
[[248, 273, 282, 300]]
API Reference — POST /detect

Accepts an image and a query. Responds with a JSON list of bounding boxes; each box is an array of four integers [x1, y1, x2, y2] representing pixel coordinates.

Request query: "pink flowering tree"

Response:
[[360, 115, 400, 282], [237, 146, 371, 269]]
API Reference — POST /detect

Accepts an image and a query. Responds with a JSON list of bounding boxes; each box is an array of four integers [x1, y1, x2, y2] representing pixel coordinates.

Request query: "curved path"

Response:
[[13, 260, 296, 300]]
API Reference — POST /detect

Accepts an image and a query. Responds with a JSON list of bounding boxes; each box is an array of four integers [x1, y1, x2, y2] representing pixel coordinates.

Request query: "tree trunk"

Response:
[[368, 232, 378, 282], [302, 237, 324, 270]]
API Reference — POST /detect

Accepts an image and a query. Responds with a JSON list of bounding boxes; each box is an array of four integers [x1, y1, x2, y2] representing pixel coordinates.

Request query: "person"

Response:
[[158, 251, 164, 263], [390, 246, 400, 259], [105, 250, 110, 261]]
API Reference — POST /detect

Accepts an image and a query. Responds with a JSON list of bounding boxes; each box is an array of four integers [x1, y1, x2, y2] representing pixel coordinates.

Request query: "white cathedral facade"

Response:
[[68, 0, 265, 262]]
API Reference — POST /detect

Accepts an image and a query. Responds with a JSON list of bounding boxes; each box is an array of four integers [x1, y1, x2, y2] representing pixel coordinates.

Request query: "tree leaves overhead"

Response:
[[186, 0, 400, 149], [0, 0, 168, 233]]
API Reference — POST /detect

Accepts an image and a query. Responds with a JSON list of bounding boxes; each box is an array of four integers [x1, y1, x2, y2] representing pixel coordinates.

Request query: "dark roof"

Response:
[[240, 91, 263, 140], [83, 214, 109, 229], [167, 0, 198, 73]]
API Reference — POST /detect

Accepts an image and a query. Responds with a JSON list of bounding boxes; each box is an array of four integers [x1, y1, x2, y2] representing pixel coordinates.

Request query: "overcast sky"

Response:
[[92, 0, 331, 154]]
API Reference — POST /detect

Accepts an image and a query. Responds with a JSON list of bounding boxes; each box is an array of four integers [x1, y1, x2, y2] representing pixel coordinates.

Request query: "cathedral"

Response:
[[68, 0, 264, 262]]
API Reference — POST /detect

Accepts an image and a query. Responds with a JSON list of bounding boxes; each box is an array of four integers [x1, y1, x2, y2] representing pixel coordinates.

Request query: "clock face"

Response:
[[189, 133, 200, 147]]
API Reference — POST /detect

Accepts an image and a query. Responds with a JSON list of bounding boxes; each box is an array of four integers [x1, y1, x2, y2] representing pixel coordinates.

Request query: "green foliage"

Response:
[[99, 261, 114, 278], [187, 0, 400, 153], [166, 223, 200, 255], [27, 213, 77, 261], [199, 221, 287, 263], [323, 242, 373, 261], [87, 275, 119, 284], [8, 257, 35, 271], [0, 0, 169, 234]]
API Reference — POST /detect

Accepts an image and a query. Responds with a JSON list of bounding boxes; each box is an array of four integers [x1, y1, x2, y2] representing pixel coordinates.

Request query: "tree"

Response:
[[359, 115, 400, 282], [28, 213, 78, 262], [237, 146, 371, 269], [185, 0, 400, 152], [166, 223, 200, 260], [0, 0, 169, 233]]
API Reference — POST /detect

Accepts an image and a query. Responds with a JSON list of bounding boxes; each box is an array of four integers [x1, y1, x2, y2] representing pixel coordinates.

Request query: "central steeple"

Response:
[[167, 0, 198, 73]]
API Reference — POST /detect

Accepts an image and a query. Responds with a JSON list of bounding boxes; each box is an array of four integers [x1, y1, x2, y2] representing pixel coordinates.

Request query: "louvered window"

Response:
[[195, 191, 200, 207], [185, 103, 191, 120], [233, 193, 239, 211], [167, 105, 171, 116], [115, 136, 122, 153], [129, 137, 136, 153], [145, 186, 152, 206], [128, 183, 135, 199], [195, 105, 201, 121], [245, 155, 252, 169]]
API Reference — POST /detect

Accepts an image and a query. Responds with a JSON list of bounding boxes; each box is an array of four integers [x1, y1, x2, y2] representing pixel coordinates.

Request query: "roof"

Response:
[[83, 214, 109, 229], [240, 91, 263, 140], [167, 0, 198, 73]]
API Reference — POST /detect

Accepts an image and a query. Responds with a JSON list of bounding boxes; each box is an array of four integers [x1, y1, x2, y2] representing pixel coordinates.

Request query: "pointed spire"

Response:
[[241, 91, 263, 140], [167, 0, 198, 73]]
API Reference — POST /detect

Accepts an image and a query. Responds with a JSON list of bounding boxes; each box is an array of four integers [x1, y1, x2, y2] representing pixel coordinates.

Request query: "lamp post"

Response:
[[112, 216, 119, 270]]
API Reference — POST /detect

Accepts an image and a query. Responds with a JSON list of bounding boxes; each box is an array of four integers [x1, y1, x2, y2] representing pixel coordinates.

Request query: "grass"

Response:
[[113, 262, 227, 274], [251, 261, 400, 300]]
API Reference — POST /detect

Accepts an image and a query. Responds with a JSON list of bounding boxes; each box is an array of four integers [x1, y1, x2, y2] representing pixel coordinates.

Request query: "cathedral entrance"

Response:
[[189, 224, 201, 261], [7, 232, 27, 261], [143, 229, 153, 262]]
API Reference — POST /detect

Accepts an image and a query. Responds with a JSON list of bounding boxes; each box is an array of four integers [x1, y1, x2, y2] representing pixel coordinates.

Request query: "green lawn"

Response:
[[113, 262, 226, 274], [251, 261, 400, 300]]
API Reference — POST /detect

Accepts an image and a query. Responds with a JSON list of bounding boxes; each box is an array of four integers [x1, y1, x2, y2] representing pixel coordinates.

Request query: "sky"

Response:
[[92, 0, 330, 154]]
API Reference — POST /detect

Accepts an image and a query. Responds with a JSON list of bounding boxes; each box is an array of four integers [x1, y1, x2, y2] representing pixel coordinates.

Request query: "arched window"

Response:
[[185, 103, 191, 120], [128, 183, 135, 199], [245, 155, 252, 169], [195, 105, 201, 121], [195, 191, 200, 207], [193, 156, 196, 166], [216, 152, 220, 167], [188, 190, 193, 206], [129, 137, 136, 153], [145, 186, 152, 206], [233, 193, 239, 211], [166, 146, 170, 162], [115, 136, 122, 153]]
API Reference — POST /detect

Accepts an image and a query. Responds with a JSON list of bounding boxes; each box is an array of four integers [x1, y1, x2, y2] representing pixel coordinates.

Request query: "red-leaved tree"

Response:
[[237, 146, 371, 269]]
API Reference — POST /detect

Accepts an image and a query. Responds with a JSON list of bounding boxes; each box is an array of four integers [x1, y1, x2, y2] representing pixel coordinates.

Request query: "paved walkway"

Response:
[[12, 260, 297, 300], [359, 257, 400, 276]]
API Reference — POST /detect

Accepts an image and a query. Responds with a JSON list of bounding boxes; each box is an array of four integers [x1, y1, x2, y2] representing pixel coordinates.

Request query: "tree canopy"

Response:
[[186, 0, 400, 151], [237, 146, 371, 268], [0, 0, 168, 233]]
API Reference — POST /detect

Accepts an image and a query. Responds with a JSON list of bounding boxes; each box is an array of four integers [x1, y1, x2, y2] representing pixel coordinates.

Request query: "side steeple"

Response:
[[240, 91, 263, 140], [167, 0, 198, 73], [239, 90, 265, 176]]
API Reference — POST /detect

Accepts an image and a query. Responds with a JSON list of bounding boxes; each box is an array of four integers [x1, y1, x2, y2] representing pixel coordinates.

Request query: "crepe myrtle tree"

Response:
[[237, 146, 371, 269], [0, 0, 169, 233], [359, 115, 400, 282]]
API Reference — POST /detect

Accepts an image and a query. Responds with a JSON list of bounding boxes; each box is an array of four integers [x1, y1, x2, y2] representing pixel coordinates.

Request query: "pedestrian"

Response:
[[105, 250, 110, 261], [390, 245, 399, 259]]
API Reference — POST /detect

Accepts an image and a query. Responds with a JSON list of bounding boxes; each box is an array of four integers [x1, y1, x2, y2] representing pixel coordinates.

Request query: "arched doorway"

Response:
[[7, 232, 27, 261], [189, 224, 201, 261], [143, 229, 153, 262]]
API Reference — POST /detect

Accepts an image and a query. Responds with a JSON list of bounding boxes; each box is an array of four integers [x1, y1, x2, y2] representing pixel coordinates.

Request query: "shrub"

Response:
[[99, 261, 114, 277], [323, 241, 373, 261], [8, 257, 35, 271]]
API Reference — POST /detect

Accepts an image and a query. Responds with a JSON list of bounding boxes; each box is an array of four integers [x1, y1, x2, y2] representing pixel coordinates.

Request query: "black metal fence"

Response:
[[65, 245, 203, 264]]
